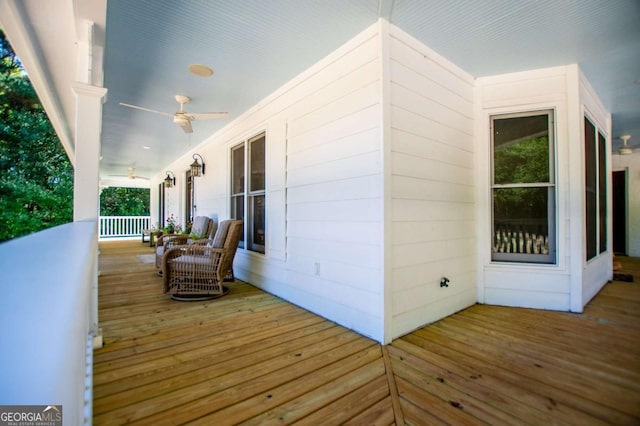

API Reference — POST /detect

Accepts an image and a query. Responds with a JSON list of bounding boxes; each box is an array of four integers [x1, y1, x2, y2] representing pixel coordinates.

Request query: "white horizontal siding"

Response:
[[478, 65, 569, 109], [392, 220, 475, 245], [388, 24, 476, 339], [484, 268, 571, 293], [287, 174, 380, 204], [392, 176, 474, 203], [392, 287, 477, 339], [393, 238, 476, 269], [393, 254, 476, 292], [392, 128, 474, 167], [158, 23, 385, 342], [391, 105, 472, 152], [392, 152, 474, 186], [484, 288, 570, 311], [392, 199, 474, 223], [287, 142, 381, 187], [281, 25, 383, 341], [393, 270, 476, 314]]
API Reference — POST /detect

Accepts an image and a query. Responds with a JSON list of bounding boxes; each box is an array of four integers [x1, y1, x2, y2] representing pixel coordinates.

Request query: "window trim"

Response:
[[490, 109, 557, 264]]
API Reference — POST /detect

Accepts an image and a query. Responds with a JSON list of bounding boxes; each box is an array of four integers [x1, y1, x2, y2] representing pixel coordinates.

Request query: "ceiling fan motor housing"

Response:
[[173, 114, 190, 126], [619, 147, 633, 155]]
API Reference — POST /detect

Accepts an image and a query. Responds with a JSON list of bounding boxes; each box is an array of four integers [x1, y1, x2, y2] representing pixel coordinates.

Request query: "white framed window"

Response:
[[491, 109, 556, 264], [231, 132, 266, 253]]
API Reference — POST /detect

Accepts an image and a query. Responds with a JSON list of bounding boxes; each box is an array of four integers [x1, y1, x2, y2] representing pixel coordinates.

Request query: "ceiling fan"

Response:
[[618, 135, 638, 155], [119, 95, 228, 133], [127, 167, 149, 180], [108, 167, 149, 181]]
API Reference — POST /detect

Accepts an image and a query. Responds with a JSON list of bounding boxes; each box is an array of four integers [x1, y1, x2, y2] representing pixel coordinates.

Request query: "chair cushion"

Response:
[[173, 255, 212, 265], [190, 216, 210, 239], [156, 245, 164, 256]]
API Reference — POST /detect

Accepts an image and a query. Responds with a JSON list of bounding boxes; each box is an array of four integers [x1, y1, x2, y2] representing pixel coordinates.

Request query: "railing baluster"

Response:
[[98, 216, 152, 239]]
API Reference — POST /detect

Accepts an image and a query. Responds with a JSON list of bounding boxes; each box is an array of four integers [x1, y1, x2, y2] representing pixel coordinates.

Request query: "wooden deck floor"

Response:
[[94, 241, 640, 425]]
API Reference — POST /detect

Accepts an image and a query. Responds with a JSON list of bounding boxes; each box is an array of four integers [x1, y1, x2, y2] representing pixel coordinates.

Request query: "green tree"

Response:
[[0, 30, 74, 242], [100, 187, 149, 216]]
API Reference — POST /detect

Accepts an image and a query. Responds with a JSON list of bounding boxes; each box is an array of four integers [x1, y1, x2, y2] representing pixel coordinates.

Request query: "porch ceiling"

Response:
[[3, 0, 640, 183]]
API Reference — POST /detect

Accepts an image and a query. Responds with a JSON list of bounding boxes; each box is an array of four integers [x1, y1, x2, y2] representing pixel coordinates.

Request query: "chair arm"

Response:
[[162, 234, 190, 249], [164, 244, 225, 261]]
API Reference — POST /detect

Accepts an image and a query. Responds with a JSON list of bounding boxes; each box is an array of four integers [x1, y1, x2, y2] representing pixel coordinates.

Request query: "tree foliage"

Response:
[[0, 30, 74, 242], [100, 187, 149, 216]]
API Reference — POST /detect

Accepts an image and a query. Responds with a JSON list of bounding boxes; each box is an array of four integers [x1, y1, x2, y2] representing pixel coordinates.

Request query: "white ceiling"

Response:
[[3, 0, 640, 183]]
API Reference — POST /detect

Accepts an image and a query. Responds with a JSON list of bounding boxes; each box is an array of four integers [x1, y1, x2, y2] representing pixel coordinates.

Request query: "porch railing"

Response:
[[0, 220, 98, 425], [99, 215, 151, 238]]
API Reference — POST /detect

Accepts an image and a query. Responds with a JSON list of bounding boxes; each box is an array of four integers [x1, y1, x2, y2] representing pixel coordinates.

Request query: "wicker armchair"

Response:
[[155, 216, 216, 269], [163, 220, 242, 300]]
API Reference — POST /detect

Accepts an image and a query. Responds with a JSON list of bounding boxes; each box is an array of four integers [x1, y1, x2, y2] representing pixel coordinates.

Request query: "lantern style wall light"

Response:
[[190, 153, 205, 177], [164, 171, 176, 188]]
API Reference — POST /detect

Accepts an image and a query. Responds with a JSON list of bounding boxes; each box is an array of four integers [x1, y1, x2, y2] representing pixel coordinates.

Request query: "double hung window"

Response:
[[491, 110, 556, 264], [231, 132, 266, 253]]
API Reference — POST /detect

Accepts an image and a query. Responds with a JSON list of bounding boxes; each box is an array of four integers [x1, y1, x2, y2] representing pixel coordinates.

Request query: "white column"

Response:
[[71, 81, 107, 349], [72, 81, 107, 222]]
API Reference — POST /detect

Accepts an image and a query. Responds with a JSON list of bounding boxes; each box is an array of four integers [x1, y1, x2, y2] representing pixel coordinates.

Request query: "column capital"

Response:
[[71, 81, 108, 101]]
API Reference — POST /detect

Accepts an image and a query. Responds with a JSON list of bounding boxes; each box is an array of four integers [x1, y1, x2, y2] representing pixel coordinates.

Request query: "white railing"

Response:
[[99, 215, 150, 238], [0, 221, 98, 426]]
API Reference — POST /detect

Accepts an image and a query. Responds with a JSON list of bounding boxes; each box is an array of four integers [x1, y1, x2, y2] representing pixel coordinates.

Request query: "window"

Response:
[[491, 110, 555, 264], [231, 132, 266, 253], [585, 116, 608, 260]]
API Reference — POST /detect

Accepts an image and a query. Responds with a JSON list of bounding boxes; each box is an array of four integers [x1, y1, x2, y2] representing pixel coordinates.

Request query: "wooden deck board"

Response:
[[94, 241, 640, 425]]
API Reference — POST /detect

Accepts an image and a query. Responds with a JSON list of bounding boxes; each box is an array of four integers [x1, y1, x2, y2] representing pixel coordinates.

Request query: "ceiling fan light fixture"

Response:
[[188, 64, 214, 77]]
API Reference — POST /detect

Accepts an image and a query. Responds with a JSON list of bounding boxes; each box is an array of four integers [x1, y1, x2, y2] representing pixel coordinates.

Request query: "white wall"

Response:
[[155, 22, 385, 342], [612, 153, 640, 256], [387, 25, 476, 340]]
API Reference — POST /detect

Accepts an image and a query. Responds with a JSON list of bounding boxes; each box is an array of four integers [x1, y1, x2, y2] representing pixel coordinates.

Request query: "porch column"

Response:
[[71, 81, 107, 349], [71, 81, 107, 222]]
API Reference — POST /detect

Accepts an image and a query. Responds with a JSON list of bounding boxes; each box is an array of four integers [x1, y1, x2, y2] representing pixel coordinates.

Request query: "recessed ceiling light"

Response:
[[143, 145, 152, 150], [635, 78, 640, 85], [188, 64, 214, 77]]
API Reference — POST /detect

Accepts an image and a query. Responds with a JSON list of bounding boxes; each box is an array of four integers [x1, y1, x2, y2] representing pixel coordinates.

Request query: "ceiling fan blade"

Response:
[[119, 103, 172, 117], [188, 112, 229, 120]]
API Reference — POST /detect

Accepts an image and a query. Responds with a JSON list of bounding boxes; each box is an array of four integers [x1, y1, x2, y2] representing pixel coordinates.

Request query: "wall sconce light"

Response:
[[164, 171, 176, 188], [190, 153, 205, 177]]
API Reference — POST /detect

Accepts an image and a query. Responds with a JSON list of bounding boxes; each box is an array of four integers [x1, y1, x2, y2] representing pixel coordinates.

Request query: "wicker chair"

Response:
[[154, 216, 216, 269], [163, 220, 242, 300]]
